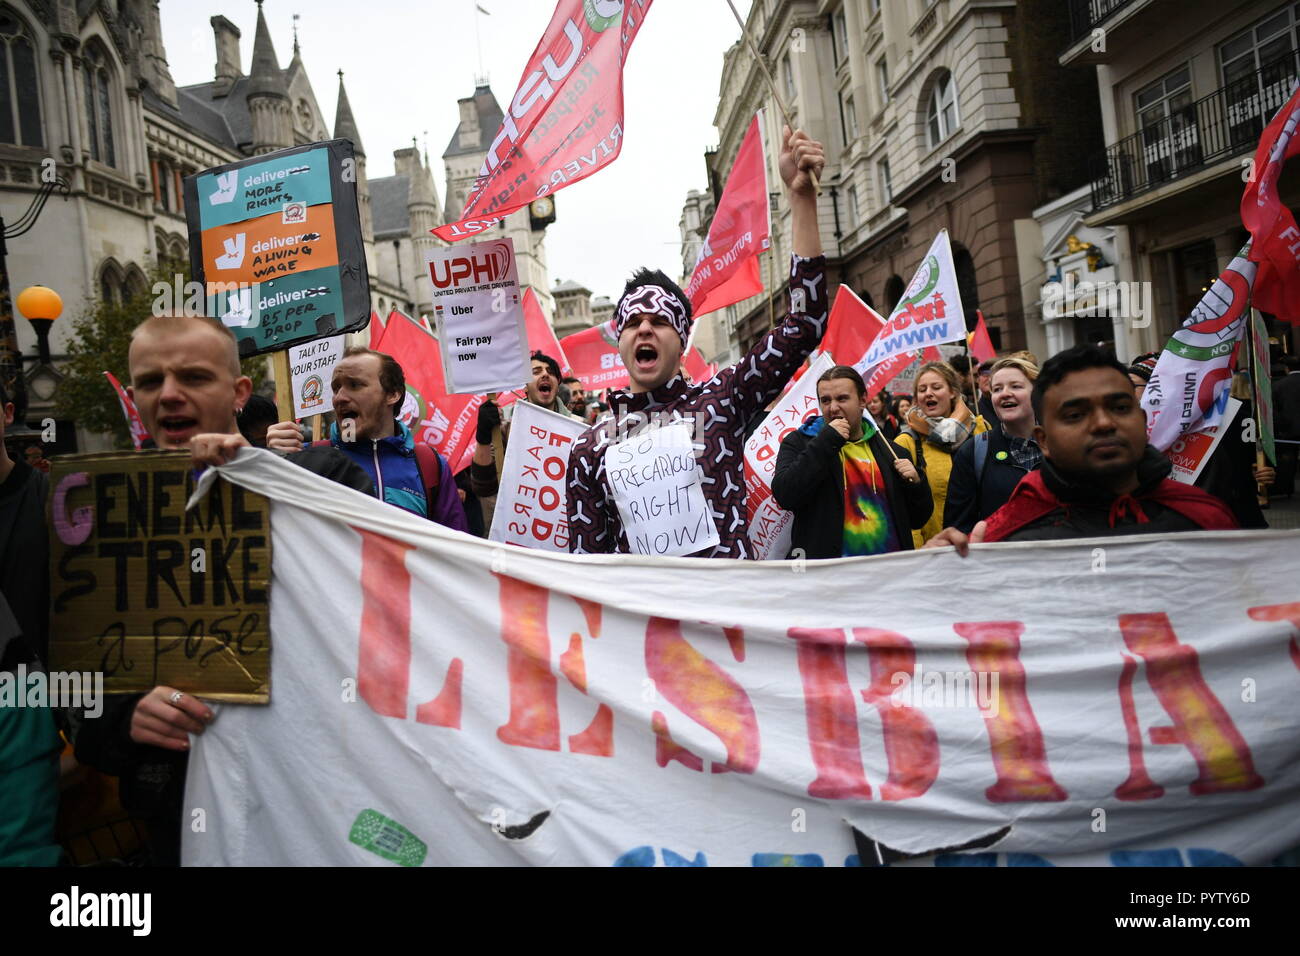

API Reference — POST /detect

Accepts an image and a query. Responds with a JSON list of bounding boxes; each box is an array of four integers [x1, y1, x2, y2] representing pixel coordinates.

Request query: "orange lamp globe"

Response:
[[16, 285, 63, 322]]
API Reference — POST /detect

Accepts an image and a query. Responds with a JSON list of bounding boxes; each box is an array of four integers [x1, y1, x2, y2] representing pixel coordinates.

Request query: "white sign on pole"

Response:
[[424, 237, 530, 394], [288, 334, 344, 419], [489, 402, 588, 551], [743, 352, 834, 559], [603, 422, 720, 557], [862, 230, 967, 371]]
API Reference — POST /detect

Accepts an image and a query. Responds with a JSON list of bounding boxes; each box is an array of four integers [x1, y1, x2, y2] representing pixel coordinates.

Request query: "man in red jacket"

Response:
[[924, 344, 1237, 553]]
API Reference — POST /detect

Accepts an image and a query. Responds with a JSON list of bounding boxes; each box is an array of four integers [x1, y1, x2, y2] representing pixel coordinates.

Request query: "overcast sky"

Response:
[[161, 0, 752, 303]]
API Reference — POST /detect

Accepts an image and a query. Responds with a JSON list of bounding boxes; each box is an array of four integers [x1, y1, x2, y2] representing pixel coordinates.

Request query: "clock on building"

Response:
[[529, 196, 556, 230]]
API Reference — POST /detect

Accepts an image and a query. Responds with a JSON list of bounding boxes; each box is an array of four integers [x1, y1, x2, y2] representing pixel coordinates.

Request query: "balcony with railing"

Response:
[[1061, 0, 1157, 65], [1089, 50, 1300, 211]]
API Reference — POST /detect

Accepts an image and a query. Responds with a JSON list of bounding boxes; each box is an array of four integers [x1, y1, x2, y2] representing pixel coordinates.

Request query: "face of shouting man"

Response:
[[1035, 365, 1147, 494], [128, 316, 251, 449], [618, 312, 684, 394], [332, 353, 400, 441], [527, 358, 559, 407]]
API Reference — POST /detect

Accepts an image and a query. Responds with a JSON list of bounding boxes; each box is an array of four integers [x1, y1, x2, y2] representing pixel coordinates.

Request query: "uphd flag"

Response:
[[685, 112, 769, 318], [433, 0, 654, 242], [1141, 248, 1256, 452], [860, 231, 968, 371], [1241, 79, 1300, 323]]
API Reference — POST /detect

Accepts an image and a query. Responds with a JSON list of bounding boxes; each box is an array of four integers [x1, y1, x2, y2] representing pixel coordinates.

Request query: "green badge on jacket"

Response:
[[995, 451, 1008, 461]]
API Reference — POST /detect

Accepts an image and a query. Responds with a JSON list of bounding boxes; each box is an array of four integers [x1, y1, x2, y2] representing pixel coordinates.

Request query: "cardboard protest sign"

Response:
[[603, 422, 720, 557], [488, 402, 587, 551], [184, 452, 1300, 866], [289, 334, 344, 419], [48, 452, 271, 702], [425, 238, 530, 394], [861, 231, 967, 372], [744, 352, 833, 559], [1167, 397, 1240, 485], [183, 139, 370, 358]]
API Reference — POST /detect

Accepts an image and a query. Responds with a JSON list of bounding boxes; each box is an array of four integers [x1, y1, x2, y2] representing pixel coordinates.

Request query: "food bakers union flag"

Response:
[[432, 0, 654, 242], [684, 112, 769, 317]]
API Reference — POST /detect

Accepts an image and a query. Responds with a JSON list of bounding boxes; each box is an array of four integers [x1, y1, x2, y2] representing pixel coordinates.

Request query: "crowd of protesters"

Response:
[[1, 123, 1295, 868]]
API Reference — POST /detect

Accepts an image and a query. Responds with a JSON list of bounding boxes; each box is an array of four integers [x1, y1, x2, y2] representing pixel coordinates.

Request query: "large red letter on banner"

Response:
[[1118, 613, 1263, 795], [955, 621, 1068, 802], [647, 618, 759, 774]]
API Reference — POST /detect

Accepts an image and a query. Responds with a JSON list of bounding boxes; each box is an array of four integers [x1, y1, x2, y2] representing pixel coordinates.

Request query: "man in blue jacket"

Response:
[[268, 347, 468, 531]]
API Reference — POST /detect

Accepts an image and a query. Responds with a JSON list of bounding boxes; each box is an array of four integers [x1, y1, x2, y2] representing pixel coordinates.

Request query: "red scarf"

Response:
[[983, 470, 1239, 542]]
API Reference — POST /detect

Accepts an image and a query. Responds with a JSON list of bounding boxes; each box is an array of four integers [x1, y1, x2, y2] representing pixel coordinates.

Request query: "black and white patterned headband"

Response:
[[615, 285, 692, 349]]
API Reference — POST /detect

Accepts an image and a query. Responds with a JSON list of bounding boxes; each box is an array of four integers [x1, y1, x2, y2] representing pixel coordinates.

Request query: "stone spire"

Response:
[[333, 70, 363, 156], [246, 1, 291, 155]]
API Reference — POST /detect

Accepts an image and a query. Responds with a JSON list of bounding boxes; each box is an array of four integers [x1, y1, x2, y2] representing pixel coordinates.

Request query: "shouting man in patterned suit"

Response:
[[566, 126, 827, 558]]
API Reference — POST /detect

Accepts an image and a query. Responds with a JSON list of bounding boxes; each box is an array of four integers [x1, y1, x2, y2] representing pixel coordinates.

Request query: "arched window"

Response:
[[883, 274, 905, 315], [99, 259, 124, 306], [124, 265, 148, 302], [925, 70, 959, 150], [83, 42, 115, 166], [951, 241, 979, 332], [0, 6, 43, 147]]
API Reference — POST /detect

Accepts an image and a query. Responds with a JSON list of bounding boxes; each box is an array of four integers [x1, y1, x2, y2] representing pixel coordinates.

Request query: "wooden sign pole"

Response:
[[273, 350, 292, 423]]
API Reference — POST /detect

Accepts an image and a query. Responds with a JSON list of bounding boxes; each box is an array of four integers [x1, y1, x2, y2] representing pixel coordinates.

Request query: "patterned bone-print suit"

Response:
[[567, 255, 828, 558]]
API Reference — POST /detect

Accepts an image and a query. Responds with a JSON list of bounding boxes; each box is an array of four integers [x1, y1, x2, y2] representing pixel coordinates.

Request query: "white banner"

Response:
[[425, 238, 530, 394], [862, 231, 967, 371], [743, 352, 834, 560], [488, 401, 587, 551], [183, 452, 1300, 867], [288, 334, 344, 419]]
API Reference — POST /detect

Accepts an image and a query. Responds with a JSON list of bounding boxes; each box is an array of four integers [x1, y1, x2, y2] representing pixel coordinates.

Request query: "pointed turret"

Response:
[[246, 1, 287, 99], [246, 1, 291, 155], [333, 70, 364, 156]]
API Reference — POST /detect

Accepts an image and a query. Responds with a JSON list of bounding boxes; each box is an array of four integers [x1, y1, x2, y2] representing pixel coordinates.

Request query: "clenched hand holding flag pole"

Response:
[[434, 0, 654, 242]]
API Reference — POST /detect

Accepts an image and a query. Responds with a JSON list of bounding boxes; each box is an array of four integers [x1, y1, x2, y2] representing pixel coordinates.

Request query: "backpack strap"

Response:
[[973, 431, 991, 484], [413, 443, 442, 502]]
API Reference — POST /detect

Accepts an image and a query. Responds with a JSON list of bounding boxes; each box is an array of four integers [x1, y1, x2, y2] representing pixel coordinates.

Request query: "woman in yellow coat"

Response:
[[893, 361, 989, 546]]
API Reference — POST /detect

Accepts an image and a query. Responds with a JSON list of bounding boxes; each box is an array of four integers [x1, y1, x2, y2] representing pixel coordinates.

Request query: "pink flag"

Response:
[[1241, 80, 1300, 323], [522, 287, 570, 370], [970, 310, 997, 364], [559, 318, 629, 393], [433, 0, 654, 242], [685, 112, 769, 318], [104, 371, 151, 449], [682, 347, 717, 383]]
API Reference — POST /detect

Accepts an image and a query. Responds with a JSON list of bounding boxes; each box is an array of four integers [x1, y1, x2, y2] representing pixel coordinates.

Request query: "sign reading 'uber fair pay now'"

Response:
[[425, 238, 531, 395]]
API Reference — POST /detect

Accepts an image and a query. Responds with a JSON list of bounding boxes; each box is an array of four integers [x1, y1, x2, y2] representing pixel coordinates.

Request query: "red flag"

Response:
[[104, 371, 150, 449], [682, 347, 717, 383], [432, 1, 654, 242], [365, 310, 386, 350], [381, 310, 484, 472], [970, 310, 997, 363], [559, 318, 629, 392], [522, 287, 570, 370], [822, 285, 884, 368], [685, 112, 769, 317], [1242, 80, 1300, 323]]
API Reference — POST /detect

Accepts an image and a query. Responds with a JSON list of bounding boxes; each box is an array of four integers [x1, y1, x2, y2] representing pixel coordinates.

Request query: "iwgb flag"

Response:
[[859, 231, 967, 373], [1241, 80, 1300, 323], [184, 452, 1300, 866], [684, 112, 769, 318], [432, 0, 654, 242], [1142, 247, 1255, 452], [382, 310, 484, 472], [560, 318, 629, 392]]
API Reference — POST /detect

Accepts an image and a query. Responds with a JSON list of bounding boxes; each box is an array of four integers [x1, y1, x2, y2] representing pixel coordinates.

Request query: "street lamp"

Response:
[[16, 284, 61, 366]]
